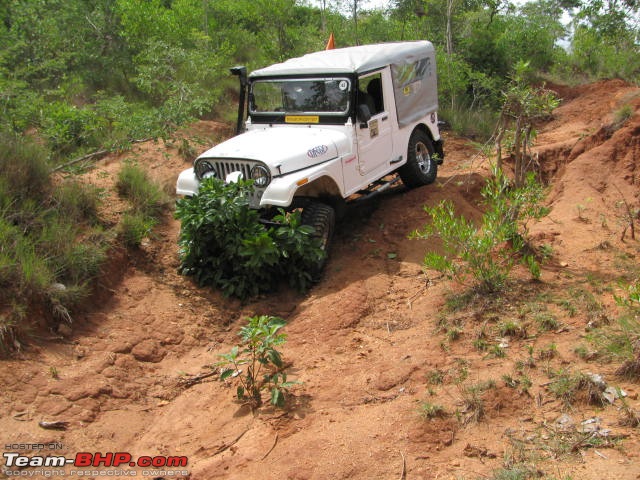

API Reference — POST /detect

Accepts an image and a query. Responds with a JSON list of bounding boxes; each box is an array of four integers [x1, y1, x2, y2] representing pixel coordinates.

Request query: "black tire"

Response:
[[398, 129, 438, 188], [301, 201, 335, 278]]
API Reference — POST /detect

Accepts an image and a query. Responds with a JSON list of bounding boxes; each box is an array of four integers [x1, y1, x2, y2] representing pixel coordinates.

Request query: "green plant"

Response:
[[53, 180, 102, 224], [116, 162, 168, 217], [119, 212, 157, 248], [535, 312, 559, 332], [0, 134, 110, 355], [426, 369, 445, 385], [419, 401, 447, 419], [175, 177, 324, 299], [474, 338, 490, 352], [575, 203, 589, 222], [488, 344, 507, 358], [494, 61, 560, 186], [487, 466, 537, 480], [613, 104, 633, 128], [458, 380, 496, 424], [547, 369, 606, 408], [414, 169, 548, 293], [538, 343, 558, 360], [446, 326, 463, 342], [498, 319, 527, 338], [217, 315, 297, 409]]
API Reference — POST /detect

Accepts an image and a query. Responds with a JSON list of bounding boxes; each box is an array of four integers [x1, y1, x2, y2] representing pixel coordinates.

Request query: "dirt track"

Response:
[[1, 80, 639, 479]]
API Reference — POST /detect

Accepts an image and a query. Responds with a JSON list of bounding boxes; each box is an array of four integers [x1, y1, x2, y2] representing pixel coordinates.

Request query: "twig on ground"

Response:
[[261, 433, 279, 460], [179, 370, 218, 388], [50, 138, 152, 173], [212, 428, 250, 457]]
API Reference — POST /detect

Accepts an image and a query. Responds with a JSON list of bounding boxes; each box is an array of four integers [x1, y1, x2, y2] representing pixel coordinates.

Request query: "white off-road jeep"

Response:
[[177, 41, 444, 263]]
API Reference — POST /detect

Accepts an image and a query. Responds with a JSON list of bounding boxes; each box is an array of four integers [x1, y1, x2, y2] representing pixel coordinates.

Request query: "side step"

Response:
[[350, 175, 402, 203]]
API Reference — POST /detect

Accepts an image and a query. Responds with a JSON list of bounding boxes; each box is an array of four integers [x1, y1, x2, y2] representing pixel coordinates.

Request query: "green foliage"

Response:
[[496, 62, 560, 185], [459, 379, 496, 424], [418, 401, 447, 419], [117, 163, 167, 217], [0, 133, 51, 202], [175, 177, 324, 299], [217, 315, 297, 408], [119, 212, 158, 248], [547, 369, 606, 408], [0, 135, 110, 355], [53, 179, 102, 224], [414, 170, 548, 293], [562, 21, 640, 83], [116, 163, 167, 247]]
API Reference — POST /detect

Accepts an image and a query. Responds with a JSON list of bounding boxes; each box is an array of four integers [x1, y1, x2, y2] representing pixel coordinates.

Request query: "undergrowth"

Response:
[[116, 162, 168, 247], [175, 177, 324, 299], [414, 169, 548, 294], [0, 134, 110, 356]]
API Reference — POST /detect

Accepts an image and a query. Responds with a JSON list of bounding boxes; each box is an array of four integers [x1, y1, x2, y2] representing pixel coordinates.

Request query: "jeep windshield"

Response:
[[249, 78, 351, 116]]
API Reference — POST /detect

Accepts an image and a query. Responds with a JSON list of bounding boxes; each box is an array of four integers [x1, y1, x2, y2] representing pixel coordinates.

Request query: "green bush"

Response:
[[414, 170, 548, 293], [39, 101, 104, 155], [175, 177, 324, 299]]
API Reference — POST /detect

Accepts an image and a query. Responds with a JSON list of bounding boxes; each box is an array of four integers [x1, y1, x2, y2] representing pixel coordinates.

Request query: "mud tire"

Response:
[[301, 201, 335, 279], [398, 130, 438, 188]]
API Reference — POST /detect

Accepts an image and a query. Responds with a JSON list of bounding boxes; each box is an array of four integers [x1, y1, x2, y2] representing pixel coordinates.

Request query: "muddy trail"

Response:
[[1, 79, 639, 480]]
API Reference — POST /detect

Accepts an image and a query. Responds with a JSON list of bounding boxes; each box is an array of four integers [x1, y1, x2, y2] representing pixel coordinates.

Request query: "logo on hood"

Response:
[[307, 145, 329, 158]]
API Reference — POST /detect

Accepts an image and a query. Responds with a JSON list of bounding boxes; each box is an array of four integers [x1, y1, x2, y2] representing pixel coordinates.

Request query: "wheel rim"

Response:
[[415, 141, 432, 174]]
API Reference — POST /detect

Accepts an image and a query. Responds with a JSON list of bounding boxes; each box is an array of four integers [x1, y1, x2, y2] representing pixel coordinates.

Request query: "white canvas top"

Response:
[[250, 41, 435, 77]]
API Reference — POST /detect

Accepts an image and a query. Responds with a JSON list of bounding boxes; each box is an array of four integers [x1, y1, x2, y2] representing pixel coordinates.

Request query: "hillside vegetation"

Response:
[[0, 2, 638, 350]]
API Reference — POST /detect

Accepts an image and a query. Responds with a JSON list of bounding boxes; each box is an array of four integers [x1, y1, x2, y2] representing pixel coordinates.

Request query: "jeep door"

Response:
[[355, 69, 394, 177]]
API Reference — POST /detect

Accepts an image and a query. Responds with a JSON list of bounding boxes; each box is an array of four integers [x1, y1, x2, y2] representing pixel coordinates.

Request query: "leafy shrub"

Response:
[[217, 315, 297, 409], [414, 170, 548, 293], [39, 101, 104, 155], [175, 177, 324, 299]]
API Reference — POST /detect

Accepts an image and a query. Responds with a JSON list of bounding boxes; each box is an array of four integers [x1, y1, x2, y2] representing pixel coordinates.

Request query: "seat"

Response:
[[366, 78, 383, 114]]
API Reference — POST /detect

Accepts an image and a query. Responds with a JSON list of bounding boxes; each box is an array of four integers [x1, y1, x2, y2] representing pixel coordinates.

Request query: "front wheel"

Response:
[[301, 201, 335, 279], [398, 130, 438, 188]]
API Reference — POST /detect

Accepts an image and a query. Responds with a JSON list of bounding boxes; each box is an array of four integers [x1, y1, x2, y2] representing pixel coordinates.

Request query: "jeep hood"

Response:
[[197, 128, 349, 176]]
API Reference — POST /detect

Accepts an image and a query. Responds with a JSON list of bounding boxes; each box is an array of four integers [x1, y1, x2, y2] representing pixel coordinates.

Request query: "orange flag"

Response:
[[326, 32, 335, 50]]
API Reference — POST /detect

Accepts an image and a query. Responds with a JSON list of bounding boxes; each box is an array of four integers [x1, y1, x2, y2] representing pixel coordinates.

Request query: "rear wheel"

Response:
[[301, 201, 335, 279], [398, 130, 437, 188]]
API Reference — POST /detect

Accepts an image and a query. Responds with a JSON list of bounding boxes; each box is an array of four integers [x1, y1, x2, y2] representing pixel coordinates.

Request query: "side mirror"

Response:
[[357, 104, 372, 125]]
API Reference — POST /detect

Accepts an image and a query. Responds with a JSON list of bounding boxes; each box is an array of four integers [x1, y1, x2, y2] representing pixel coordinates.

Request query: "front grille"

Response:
[[195, 158, 257, 181], [195, 158, 266, 208]]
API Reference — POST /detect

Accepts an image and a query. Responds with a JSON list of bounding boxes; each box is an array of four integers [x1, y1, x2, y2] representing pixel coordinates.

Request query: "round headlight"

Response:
[[250, 165, 271, 187], [195, 159, 216, 180]]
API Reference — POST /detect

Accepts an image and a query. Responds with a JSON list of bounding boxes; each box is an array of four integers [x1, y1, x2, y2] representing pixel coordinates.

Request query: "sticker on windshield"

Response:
[[286, 115, 319, 124], [339, 81, 348, 91]]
